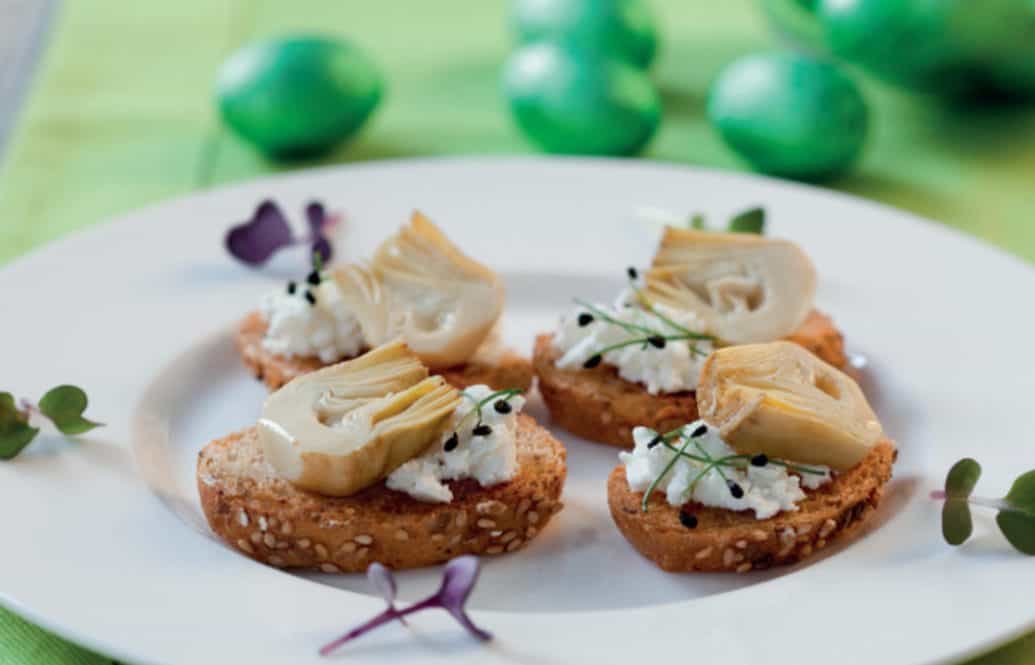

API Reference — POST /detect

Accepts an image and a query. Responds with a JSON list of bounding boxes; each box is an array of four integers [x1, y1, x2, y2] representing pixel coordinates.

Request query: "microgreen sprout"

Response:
[[225, 199, 338, 267], [931, 458, 1035, 555], [682, 206, 766, 234], [447, 388, 523, 450], [319, 556, 490, 656], [638, 422, 827, 513], [0, 386, 103, 459]]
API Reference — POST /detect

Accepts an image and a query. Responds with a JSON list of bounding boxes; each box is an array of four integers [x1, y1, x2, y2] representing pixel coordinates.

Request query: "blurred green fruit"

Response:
[[708, 51, 868, 180], [511, 0, 658, 68], [503, 42, 661, 155], [818, 0, 1035, 97], [759, 0, 827, 52], [217, 36, 383, 158]]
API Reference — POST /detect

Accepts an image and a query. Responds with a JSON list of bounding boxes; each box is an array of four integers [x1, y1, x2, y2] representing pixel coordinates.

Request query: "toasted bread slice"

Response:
[[236, 311, 534, 392], [197, 414, 566, 572], [607, 441, 895, 572], [533, 310, 846, 447]]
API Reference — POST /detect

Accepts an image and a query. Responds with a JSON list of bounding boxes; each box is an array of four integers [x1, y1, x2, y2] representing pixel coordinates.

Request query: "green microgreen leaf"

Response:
[[689, 213, 706, 230], [942, 498, 974, 546], [997, 470, 1035, 555], [945, 457, 981, 499], [728, 207, 765, 234], [0, 392, 39, 460], [37, 385, 103, 435]]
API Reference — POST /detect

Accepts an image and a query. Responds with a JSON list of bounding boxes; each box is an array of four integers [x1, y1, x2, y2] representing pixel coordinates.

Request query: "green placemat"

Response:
[[2, 1, 1034, 663]]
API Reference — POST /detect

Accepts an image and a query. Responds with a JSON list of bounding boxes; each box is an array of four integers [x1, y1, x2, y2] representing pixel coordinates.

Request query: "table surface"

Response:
[[1, 1, 1034, 663]]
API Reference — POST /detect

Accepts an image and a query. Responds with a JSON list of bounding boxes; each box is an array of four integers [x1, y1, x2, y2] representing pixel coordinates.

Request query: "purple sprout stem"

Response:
[[929, 489, 1010, 511], [318, 597, 440, 657], [929, 489, 946, 501]]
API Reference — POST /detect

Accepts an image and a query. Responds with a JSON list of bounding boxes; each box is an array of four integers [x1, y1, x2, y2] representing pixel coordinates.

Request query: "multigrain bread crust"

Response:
[[236, 311, 535, 393], [533, 310, 847, 447], [197, 414, 566, 572], [607, 441, 896, 572]]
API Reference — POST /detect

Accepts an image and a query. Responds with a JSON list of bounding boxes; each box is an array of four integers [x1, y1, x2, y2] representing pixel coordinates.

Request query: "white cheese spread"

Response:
[[386, 385, 524, 503], [620, 422, 831, 519], [259, 278, 364, 363]]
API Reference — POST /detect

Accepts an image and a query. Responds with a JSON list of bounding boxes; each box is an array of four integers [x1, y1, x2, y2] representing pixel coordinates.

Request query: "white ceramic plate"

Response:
[[2, 157, 1032, 665]]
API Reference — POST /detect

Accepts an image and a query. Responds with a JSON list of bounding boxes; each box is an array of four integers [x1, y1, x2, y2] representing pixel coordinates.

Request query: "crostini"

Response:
[[237, 211, 534, 392], [199, 340, 566, 572], [534, 228, 847, 446], [607, 341, 894, 572]]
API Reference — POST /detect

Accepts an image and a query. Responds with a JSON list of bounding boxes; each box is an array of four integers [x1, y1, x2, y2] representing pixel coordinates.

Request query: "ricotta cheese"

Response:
[[259, 279, 365, 363], [386, 385, 524, 503], [552, 289, 714, 394], [620, 422, 832, 519]]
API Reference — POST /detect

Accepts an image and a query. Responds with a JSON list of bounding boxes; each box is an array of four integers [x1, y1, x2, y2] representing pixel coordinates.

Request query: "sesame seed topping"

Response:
[[280, 522, 293, 536], [526, 526, 538, 538], [306, 270, 321, 286], [500, 531, 518, 543], [723, 548, 736, 567], [258, 516, 268, 532], [627, 266, 638, 280], [286, 281, 297, 295], [816, 538, 827, 549], [357, 547, 369, 558], [801, 544, 813, 557], [727, 480, 744, 499], [736, 540, 747, 549], [297, 539, 311, 549], [493, 399, 512, 414], [456, 513, 468, 528], [577, 312, 594, 327], [314, 544, 329, 560], [506, 539, 523, 552], [751, 454, 769, 467], [354, 534, 373, 545], [486, 546, 504, 555], [751, 529, 768, 542], [431, 534, 446, 544], [695, 547, 713, 560], [250, 532, 262, 545], [236, 539, 254, 554], [444, 433, 459, 452], [679, 511, 698, 529], [647, 335, 666, 349], [268, 556, 285, 566], [517, 499, 531, 515], [477, 500, 506, 515], [320, 563, 339, 573], [583, 354, 603, 369], [473, 424, 493, 437], [477, 518, 496, 529], [736, 563, 753, 573], [340, 542, 357, 554], [819, 518, 837, 538], [395, 529, 409, 541], [527, 511, 540, 524], [236, 509, 250, 527], [691, 424, 707, 438], [304, 289, 316, 305], [490, 530, 503, 538], [263, 534, 276, 548]]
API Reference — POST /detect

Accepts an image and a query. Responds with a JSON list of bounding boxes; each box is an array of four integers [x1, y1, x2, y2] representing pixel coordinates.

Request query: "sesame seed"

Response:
[[506, 539, 523, 552], [647, 335, 666, 349], [258, 516, 268, 532], [778, 544, 794, 558], [733, 553, 745, 564], [500, 531, 518, 543], [250, 532, 263, 545], [819, 519, 836, 538], [486, 546, 504, 555], [695, 547, 713, 560], [800, 544, 813, 557], [315, 544, 329, 560], [354, 534, 373, 545], [431, 534, 446, 544], [477, 518, 496, 529], [473, 424, 493, 437], [751, 454, 769, 467], [723, 548, 736, 567], [304, 289, 316, 305], [817, 538, 827, 549], [583, 354, 603, 369], [577, 313, 594, 327], [286, 281, 297, 295], [780, 528, 795, 545], [395, 529, 409, 541], [449, 535, 462, 546], [736, 540, 748, 549], [691, 424, 707, 438], [493, 400, 512, 414], [456, 513, 468, 528], [236, 510, 250, 528], [679, 511, 698, 529], [320, 563, 339, 573], [647, 435, 663, 449], [263, 533, 276, 548], [627, 266, 638, 280], [268, 556, 285, 566], [751, 529, 768, 542], [736, 563, 752, 574], [490, 530, 503, 538], [525, 526, 538, 539], [297, 539, 311, 549], [280, 522, 293, 536], [477, 500, 506, 515], [444, 433, 459, 452], [340, 542, 357, 554], [727, 480, 744, 499], [276, 541, 290, 550], [527, 511, 540, 524], [357, 548, 369, 558], [797, 525, 812, 537], [306, 270, 321, 286], [236, 539, 254, 554], [517, 499, 531, 515]]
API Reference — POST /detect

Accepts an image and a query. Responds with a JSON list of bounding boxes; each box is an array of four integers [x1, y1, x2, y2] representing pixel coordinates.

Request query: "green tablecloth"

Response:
[[2, 1, 1034, 663]]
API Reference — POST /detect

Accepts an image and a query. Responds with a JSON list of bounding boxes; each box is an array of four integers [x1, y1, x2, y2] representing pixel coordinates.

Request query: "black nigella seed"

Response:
[[679, 511, 698, 529], [286, 281, 297, 295], [583, 354, 603, 369], [627, 266, 638, 280], [304, 289, 317, 305], [751, 454, 769, 467], [728, 481, 744, 499], [493, 400, 512, 414], [691, 424, 708, 438], [473, 424, 493, 437], [647, 335, 666, 349], [647, 435, 663, 449], [577, 313, 594, 327], [444, 433, 459, 452], [306, 270, 322, 286]]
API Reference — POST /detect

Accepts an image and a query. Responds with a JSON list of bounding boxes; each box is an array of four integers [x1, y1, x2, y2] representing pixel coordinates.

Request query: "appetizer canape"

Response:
[[198, 340, 566, 572], [534, 228, 846, 446], [608, 341, 894, 572], [238, 211, 533, 392]]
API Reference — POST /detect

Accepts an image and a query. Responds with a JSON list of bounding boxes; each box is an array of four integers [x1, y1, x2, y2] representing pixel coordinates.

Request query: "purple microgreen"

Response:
[[932, 458, 1035, 554], [225, 199, 336, 267], [319, 556, 491, 657], [0, 386, 103, 459]]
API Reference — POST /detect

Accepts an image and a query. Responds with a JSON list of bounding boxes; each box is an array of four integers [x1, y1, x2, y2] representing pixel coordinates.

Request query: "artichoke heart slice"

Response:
[[258, 340, 462, 496], [697, 341, 884, 471], [370, 211, 504, 369], [645, 228, 816, 344], [332, 262, 391, 345]]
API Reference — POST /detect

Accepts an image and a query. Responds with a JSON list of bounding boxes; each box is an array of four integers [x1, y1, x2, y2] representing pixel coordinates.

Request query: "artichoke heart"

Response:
[[697, 341, 884, 470], [258, 340, 461, 496], [369, 211, 504, 369], [645, 228, 816, 344]]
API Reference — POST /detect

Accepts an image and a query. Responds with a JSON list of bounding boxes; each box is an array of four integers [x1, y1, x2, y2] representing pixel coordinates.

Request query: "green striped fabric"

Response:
[[2, 1, 1034, 662]]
